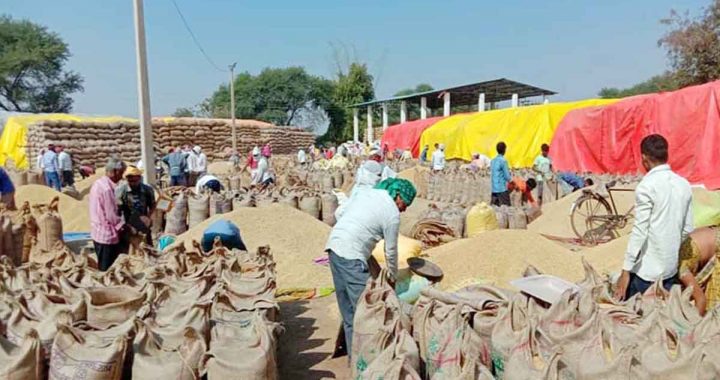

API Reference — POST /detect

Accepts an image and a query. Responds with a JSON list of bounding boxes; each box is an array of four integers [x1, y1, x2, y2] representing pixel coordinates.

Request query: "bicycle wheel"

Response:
[[570, 194, 613, 243]]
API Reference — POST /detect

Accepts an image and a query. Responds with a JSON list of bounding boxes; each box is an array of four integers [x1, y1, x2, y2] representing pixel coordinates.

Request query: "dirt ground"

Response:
[[278, 296, 351, 379]]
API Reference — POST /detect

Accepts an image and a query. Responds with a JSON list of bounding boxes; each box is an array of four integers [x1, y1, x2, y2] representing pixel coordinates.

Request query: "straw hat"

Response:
[[125, 166, 143, 177]]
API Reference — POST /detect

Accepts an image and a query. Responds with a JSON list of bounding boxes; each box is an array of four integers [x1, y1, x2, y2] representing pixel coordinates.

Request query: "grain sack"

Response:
[[508, 207, 528, 230], [10, 220, 25, 266], [524, 205, 542, 224], [321, 174, 334, 192], [165, 192, 188, 235], [83, 287, 145, 329], [466, 202, 498, 237], [332, 171, 344, 189], [35, 197, 63, 252], [277, 188, 298, 209], [228, 176, 242, 192], [510, 190, 523, 208], [358, 328, 421, 380], [320, 193, 338, 226], [131, 324, 206, 380], [0, 330, 43, 380], [49, 324, 127, 380], [188, 194, 210, 229], [441, 208, 465, 237], [298, 193, 321, 220], [232, 193, 256, 208], [209, 193, 233, 216], [27, 171, 44, 185], [9, 171, 27, 187], [494, 206, 509, 229], [371, 235, 422, 267]]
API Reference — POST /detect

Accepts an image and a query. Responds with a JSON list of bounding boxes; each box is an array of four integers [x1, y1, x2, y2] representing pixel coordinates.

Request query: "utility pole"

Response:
[[229, 63, 237, 152], [133, 0, 156, 185]]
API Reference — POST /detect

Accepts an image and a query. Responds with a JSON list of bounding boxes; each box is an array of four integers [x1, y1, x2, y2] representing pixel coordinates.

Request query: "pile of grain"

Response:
[[426, 229, 583, 289], [581, 234, 629, 275], [170, 204, 332, 290], [528, 184, 637, 238], [15, 185, 90, 232]]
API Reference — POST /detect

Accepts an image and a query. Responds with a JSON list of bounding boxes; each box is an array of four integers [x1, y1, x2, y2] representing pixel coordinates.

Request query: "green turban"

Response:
[[375, 178, 417, 206]]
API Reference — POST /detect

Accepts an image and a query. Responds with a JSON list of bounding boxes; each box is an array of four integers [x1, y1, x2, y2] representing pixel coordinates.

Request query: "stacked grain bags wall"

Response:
[[23, 117, 315, 168]]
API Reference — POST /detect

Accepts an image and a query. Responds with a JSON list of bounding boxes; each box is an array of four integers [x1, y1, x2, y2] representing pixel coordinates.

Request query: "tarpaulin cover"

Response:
[[380, 116, 444, 157], [0, 114, 135, 169], [551, 81, 720, 189], [419, 99, 616, 168]]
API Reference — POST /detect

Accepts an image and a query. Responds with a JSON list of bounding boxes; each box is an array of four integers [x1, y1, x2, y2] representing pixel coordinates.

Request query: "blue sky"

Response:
[[4, 0, 707, 117]]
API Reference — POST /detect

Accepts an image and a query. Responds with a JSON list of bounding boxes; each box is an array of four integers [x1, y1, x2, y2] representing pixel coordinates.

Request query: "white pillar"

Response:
[[133, 0, 156, 185], [353, 108, 359, 143], [478, 93, 485, 112], [511, 93, 519, 108], [382, 103, 388, 130], [420, 97, 427, 119], [443, 92, 451, 117], [543, 95, 550, 105], [400, 101, 407, 123], [367, 106, 374, 143]]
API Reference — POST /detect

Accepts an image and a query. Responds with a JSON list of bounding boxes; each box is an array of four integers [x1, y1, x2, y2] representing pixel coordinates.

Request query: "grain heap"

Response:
[[170, 204, 333, 290], [15, 185, 90, 232], [0, 239, 282, 379], [21, 117, 315, 169]]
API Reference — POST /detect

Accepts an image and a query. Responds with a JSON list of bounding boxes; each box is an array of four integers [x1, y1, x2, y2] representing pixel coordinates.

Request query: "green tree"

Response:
[[388, 83, 434, 124], [322, 62, 374, 143], [202, 68, 331, 126], [0, 15, 83, 112], [599, 73, 680, 98], [172, 107, 194, 117]]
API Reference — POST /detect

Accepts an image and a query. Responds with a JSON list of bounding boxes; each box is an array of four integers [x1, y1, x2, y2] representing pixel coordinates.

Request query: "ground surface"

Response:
[[278, 296, 351, 379]]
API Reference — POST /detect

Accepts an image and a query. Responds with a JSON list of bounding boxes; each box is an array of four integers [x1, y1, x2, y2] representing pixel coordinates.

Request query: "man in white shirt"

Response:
[[614, 134, 693, 300], [297, 149, 307, 166], [195, 173, 222, 194], [253, 155, 275, 191], [325, 178, 416, 354], [431, 144, 446, 172], [533, 144, 553, 206], [57, 145, 74, 188]]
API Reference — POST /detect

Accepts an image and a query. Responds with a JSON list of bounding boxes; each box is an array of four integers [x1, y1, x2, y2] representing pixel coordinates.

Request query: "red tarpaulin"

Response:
[[551, 81, 720, 189], [381, 117, 444, 157]]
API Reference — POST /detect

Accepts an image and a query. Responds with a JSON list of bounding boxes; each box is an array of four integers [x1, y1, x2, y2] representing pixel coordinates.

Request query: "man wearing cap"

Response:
[[431, 144, 446, 172], [89, 157, 127, 271], [187, 146, 207, 187], [42, 144, 62, 191], [325, 178, 416, 355], [116, 166, 155, 247]]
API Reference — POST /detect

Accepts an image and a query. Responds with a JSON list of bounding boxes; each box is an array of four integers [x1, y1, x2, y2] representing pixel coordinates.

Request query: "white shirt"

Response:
[[534, 155, 553, 182], [58, 151, 72, 171], [197, 152, 208, 172], [187, 152, 199, 172], [195, 174, 219, 194], [381, 166, 396, 181], [326, 189, 400, 279], [623, 164, 694, 281], [431, 150, 446, 170], [297, 150, 307, 164], [254, 157, 273, 184]]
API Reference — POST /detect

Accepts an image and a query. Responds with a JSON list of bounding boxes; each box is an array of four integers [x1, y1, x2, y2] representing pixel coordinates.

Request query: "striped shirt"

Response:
[[89, 176, 124, 244]]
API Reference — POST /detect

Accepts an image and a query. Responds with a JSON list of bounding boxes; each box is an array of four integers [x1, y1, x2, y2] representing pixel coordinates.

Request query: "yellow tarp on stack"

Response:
[[0, 114, 135, 169], [419, 99, 617, 168]]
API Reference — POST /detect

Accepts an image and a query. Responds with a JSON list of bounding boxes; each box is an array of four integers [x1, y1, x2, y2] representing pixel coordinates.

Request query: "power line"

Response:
[[169, 0, 226, 72]]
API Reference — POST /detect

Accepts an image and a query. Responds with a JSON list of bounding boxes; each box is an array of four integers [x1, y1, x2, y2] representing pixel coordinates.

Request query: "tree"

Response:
[[202, 67, 332, 126], [172, 107, 194, 117], [598, 73, 679, 98], [0, 15, 83, 112], [322, 62, 374, 143], [659, 1, 720, 87], [388, 83, 434, 124]]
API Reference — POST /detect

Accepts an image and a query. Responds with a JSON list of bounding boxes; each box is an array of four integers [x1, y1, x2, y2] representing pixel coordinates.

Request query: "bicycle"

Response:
[[570, 181, 635, 245]]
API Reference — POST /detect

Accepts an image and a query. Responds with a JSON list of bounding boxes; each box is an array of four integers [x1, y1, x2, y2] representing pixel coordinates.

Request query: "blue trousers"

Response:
[[44, 171, 61, 191], [170, 175, 186, 187], [625, 272, 677, 299], [328, 250, 369, 354]]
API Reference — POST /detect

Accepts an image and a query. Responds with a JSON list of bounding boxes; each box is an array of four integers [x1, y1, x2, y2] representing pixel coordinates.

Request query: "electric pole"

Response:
[[133, 0, 156, 185], [229, 63, 237, 152]]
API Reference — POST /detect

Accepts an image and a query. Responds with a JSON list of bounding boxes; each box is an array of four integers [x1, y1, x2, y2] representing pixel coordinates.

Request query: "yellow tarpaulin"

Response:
[[0, 114, 135, 169], [419, 99, 618, 168]]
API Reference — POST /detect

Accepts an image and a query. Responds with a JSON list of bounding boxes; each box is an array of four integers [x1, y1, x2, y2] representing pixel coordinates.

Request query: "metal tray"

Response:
[[510, 275, 579, 304]]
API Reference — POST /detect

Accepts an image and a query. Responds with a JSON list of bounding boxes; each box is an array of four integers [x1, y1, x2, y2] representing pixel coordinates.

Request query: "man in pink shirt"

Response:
[[89, 157, 127, 271]]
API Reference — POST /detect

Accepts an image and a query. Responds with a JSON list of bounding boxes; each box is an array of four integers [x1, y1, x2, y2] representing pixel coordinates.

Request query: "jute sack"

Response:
[[5, 310, 74, 359], [503, 320, 558, 380], [27, 171, 44, 185], [413, 302, 466, 378], [232, 193, 256, 208], [351, 269, 410, 373], [507, 207, 528, 230], [209, 193, 232, 216], [0, 329, 44, 380], [637, 327, 716, 379], [131, 324, 206, 380], [356, 326, 420, 380], [575, 327, 643, 379], [165, 192, 188, 235], [298, 193, 321, 219], [35, 197, 63, 252], [82, 287, 146, 329], [494, 205, 509, 229], [14, 202, 37, 264], [320, 193, 338, 226], [49, 324, 127, 380], [188, 193, 210, 229], [202, 312, 280, 380], [490, 294, 530, 378]]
